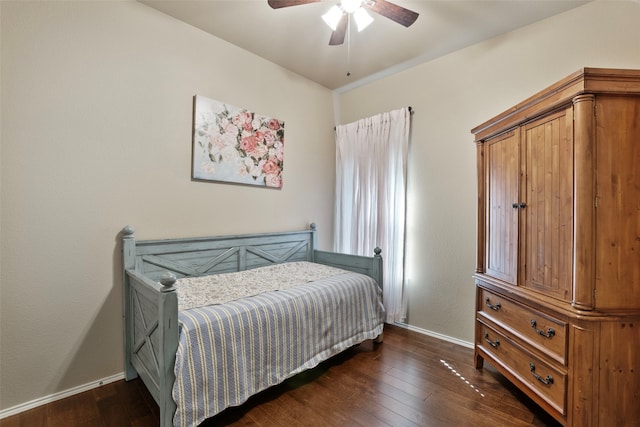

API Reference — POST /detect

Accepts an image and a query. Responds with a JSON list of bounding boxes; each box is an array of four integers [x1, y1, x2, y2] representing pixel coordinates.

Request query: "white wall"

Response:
[[337, 0, 640, 342], [0, 1, 336, 411]]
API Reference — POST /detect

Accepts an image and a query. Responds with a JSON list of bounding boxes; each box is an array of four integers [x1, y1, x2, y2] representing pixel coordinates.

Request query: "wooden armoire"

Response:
[[472, 68, 640, 426]]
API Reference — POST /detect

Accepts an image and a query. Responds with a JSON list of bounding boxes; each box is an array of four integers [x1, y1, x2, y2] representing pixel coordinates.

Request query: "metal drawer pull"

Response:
[[484, 332, 500, 348], [529, 362, 554, 385], [485, 298, 501, 311], [530, 319, 555, 338]]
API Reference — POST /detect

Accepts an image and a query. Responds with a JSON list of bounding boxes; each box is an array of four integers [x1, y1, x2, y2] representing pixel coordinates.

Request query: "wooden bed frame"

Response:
[[121, 223, 383, 427]]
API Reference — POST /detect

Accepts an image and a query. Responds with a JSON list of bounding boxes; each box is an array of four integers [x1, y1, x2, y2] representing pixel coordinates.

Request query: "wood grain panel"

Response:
[[567, 322, 598, 427], [598, 320, 640, 426], [594, 96, 640, 310], [521, 110, 573, 302], [485, 130, 519, 284]]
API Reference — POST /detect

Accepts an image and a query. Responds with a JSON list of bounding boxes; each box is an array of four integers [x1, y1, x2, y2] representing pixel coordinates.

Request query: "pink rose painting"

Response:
[[192, 95, 284, 188]]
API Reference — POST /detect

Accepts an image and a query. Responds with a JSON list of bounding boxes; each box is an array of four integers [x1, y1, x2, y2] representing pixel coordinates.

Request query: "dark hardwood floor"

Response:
[[1, 324, 561, 427]]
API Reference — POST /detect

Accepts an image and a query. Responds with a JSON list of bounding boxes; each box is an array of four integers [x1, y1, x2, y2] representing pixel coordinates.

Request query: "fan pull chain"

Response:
[[346, 14, 351, 77]]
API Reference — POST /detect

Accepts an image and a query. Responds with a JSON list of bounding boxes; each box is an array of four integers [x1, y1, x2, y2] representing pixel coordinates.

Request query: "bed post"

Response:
[[309, 222, 318, 257], [158, 274, 179, 427], [372, 246, 385, 343], [122, 225, 138, 381], [373, 247, 383, 290]]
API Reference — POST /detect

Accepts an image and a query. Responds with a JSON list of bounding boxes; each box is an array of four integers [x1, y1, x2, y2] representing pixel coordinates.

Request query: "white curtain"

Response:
[[333, 107, 410, 323]]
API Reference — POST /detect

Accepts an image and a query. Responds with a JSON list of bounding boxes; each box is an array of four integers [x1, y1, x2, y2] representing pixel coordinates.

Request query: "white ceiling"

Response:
[[139, 0, 589, 91]]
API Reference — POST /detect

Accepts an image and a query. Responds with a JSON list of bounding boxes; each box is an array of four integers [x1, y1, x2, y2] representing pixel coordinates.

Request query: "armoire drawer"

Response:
[[478, 288, 567, 364], [476, 321, 567, 415]]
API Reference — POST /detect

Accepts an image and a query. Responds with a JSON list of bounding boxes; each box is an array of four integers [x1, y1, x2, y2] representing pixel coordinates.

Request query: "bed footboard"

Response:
[[314, 247, 383, 290], [314, 248, 384, 343]]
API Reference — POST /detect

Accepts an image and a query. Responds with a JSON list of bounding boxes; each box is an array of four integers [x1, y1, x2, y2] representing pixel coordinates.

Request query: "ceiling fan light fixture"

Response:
[[353, 7, 373, 31], [340, 0, 362, 14], [322, 5, 343, 31], [269, 0, 419, 46]]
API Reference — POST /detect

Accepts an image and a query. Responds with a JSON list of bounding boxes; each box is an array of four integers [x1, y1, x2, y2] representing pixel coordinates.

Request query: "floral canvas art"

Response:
[[192, 95, 284, 188]]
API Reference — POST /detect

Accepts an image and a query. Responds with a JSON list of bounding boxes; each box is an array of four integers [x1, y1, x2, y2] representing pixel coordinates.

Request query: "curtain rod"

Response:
[[333, 106, 413, 130]]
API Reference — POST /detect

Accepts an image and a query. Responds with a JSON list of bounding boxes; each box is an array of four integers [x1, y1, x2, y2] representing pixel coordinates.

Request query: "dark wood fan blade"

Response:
[[329, 14, 348, 45], [366, 0, 419, 27], [267, 0, 320, 9]]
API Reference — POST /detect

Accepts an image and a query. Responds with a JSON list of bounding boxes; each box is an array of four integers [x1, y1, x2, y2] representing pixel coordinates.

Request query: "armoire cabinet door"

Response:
[[485, 129, 519, 284], [520, 110, 574, 302]]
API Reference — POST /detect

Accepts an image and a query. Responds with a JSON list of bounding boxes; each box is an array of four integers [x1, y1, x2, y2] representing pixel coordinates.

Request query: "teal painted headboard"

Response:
[[122, 224, 318, 281]]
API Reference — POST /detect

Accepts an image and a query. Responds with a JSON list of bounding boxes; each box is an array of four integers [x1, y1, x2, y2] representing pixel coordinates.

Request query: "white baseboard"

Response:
[[392, 322, 474, 349], [0, 372, 125, 419]]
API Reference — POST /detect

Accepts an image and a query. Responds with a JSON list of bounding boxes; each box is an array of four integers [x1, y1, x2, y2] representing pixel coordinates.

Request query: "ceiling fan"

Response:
[[267, 0, 419, 46]]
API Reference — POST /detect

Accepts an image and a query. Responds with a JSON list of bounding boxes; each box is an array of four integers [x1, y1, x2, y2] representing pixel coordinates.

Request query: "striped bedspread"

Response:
[[172, 269, 385, 427]]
